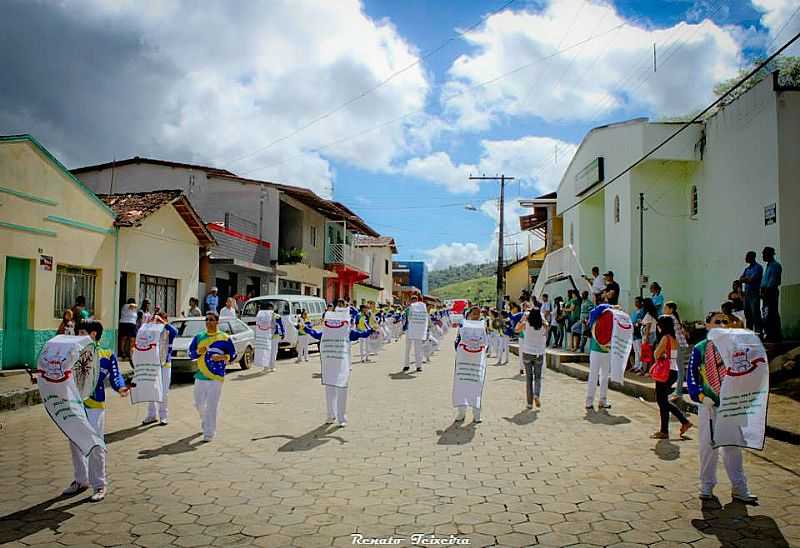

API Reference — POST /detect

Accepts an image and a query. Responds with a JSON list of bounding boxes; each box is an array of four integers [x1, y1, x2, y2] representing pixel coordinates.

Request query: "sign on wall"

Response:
[[39, 255, 53, 271], [764, 203, 776, 226], [575, 157, 604, 196]]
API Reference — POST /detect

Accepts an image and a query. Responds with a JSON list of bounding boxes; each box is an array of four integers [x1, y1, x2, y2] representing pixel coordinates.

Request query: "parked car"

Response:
[[240, 294, 326, 352], [169, 317, 255, 373]]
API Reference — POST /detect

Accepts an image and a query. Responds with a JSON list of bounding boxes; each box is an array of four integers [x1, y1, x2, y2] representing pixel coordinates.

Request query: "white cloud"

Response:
[[404, 135, 576, 194], [425, 242, 488, 270], [752, 0, 800, 54], [441, 0, 743, 129], [0, 0, 430, 198]]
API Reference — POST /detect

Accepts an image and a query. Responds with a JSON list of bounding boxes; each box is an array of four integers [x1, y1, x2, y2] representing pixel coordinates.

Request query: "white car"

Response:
[[169, 317, 255, 373]]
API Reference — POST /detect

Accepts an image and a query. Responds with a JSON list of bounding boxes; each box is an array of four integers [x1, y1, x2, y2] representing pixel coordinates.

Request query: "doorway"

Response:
[[3, 257, 32, 368]]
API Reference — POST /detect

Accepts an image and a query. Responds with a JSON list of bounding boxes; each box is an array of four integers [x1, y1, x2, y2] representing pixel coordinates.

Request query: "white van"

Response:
[[240, 295, 327, 352]]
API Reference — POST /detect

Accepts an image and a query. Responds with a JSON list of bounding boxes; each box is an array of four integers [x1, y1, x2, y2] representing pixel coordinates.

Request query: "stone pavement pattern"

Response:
[[1, 333, 799, 547]]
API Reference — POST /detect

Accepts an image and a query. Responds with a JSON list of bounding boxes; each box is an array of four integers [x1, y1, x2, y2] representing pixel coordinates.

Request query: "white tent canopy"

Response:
[[532, 245, 592, 299]]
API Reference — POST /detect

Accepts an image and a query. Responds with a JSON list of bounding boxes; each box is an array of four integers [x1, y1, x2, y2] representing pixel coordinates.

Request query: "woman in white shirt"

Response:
[[515, 308, 548, 409], [651, 316, 692, 440], [219, 297, 238, 320], [118, 298, 138, 359]]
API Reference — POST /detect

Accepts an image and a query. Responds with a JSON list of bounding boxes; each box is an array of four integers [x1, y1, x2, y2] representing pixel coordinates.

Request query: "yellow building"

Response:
[[504, 248, 547, 303], [0, 135, 215, 369], [0, 135, 117, 368]]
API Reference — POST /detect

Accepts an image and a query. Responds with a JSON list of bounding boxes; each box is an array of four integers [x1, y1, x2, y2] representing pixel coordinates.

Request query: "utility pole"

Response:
[[469, 174, 514, 309], [638, 192, 647, 298]]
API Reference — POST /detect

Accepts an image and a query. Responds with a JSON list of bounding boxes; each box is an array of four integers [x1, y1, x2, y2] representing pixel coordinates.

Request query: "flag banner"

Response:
[[609, 309, 633, 383], [254, 310, 274, 368], [452, 320, 488, 409], [707, 329, 769, 450], [368, 330, 383, 354], [320, 311, 352, 388], [131, 323, 167, 404], [36, 336, 105, 457], [407, 302, 429, 340]]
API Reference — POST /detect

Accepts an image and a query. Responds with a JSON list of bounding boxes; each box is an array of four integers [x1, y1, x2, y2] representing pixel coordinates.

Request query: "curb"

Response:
[[0, 370, 134, 412]]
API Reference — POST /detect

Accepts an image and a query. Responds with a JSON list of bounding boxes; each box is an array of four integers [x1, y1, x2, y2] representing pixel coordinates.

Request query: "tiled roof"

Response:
[[354, 235, 398, 253]]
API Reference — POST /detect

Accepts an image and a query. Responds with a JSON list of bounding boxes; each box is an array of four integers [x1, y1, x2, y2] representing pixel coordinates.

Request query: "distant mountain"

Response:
[[430, 275, 496, 304], [429, 262, 496, 290]]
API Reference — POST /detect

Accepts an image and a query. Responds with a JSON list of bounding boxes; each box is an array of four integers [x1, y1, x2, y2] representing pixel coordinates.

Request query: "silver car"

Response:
[[169, 318, 256, 373]]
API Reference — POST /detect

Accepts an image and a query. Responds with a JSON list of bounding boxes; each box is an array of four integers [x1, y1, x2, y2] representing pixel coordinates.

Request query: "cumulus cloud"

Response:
[[752, 0, 800, 54], [0, 0, 429, 197], [425, 242, 488, 271], [404, 135, 576, 194], [441, 0, 743, 129]]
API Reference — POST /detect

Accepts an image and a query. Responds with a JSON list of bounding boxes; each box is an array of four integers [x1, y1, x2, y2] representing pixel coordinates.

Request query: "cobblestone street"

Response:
[[1, 333, 799, 547]]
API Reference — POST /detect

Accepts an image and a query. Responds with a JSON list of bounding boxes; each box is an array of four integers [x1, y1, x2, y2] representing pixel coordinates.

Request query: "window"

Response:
[[231, 320, 249, 334], [690, 185, 699, 217], [614, 195, 620, 223], [310, 225, 317, 248], [139, 275, 178, 316], [385, 259, 389, 275], [54, 265, 97, 318]]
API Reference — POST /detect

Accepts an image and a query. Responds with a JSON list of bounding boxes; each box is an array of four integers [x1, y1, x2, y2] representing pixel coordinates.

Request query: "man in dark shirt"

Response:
[[760, 246, 782, 342], [739, 251, 763, 335], [603, 271, 620, 305]]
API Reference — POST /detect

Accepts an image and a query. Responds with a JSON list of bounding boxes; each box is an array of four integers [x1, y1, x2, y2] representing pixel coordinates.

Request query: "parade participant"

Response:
[[269, 303, 286, 370], [189, 312, 237, 442], [453, 306, 488, 423], [585, 304, 633, 410], [367, 302, 384, 357], [507, 303, 524, 373], [65, 321, 129, 502], [486, 310, 499, 358], [495, 311, 512, 365], [306, 311, 372, 427], [356, 304, 373, 363], [219, 297, 237, 320], [142, 312, 178, 425], [687, 312, 759, 503], [649, 316, 692, 440], [295, 309, 311, 363], [402, 296, 429, 372], [515, 307, 547, 409]]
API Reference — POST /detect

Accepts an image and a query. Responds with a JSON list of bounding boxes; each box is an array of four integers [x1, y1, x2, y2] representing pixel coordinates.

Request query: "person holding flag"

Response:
[[584, 304, 633, 410], [142, 311, 178, 425], [189, 312, 237, 442]]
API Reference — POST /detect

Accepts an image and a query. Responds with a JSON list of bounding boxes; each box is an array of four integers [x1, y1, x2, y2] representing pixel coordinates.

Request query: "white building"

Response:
[[553, 73, 799, 336]]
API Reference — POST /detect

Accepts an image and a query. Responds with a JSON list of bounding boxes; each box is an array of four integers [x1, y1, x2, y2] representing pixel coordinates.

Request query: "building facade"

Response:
[[552, 75, 799, 335], [393, 261, 428, 295], [354, 236, 397, 304]]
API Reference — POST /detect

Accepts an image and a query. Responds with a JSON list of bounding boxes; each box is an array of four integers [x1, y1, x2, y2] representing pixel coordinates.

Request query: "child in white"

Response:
[[452, 307, 488, 423]]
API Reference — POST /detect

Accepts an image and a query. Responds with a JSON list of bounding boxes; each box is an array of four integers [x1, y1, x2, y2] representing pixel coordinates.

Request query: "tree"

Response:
[[713, 56, 800, 108]]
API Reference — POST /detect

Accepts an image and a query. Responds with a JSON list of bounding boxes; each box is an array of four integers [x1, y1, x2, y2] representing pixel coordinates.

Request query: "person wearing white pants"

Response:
[[295, 310, 310, 363], [61, 321, 129, 503], [189, 313, 237, 442], [585, 350, 611, 409], [144, 315, 178, 425], [325, 385, 348, 425], [404, 337, 425, 371]]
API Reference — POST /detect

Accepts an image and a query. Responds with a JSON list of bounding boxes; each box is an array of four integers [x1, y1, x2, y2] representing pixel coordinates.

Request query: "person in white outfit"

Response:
[[687, 312, 757, 503], [453, 306, 487, 423], [142, 312, 178, 425], [294, 309, 310, 363], [402, 296, 428, 372], [219, 297, 237, 320]]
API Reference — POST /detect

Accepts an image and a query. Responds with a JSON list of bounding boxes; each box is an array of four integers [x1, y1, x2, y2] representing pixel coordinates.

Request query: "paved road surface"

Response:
[[1, 332, 798, 547]]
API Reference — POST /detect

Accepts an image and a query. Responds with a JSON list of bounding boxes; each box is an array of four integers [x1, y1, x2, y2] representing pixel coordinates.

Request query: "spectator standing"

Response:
[[740, 251, 763, 335], [58, 309, 75, 336], [186, 297, 203, 317], [650, 316, 693, 440], [137, 299, 153, 328], [603, 271, 620, 305], [761, 246, 782, 342], [575, 290, 594, 353], [630, 297, 644, 373], [219, 298, 237, 320], [71, 295, 91, 324], [664, 301, 690, 400], [565, 290, 580, 351], [649, 282, 664, 316], [118, 298, 138, 359], [638, 298, 658, 374], [540, 294, 552, 326], [205, 287, 219, 314], [547, 297, 564, 348], [590, 266, 605, 304]]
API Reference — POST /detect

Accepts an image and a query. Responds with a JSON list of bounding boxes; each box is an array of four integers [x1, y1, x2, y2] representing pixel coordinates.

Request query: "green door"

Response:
[[3, 257, 31, 369]]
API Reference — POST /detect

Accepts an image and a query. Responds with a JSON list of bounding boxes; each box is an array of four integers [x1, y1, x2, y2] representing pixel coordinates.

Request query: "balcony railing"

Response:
[[325, 242, 370, 273]]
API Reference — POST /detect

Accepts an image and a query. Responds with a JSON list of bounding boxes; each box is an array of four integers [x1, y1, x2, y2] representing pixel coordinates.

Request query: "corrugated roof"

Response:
[[354, 235, 398, 253], [72, 156, 235, 177]]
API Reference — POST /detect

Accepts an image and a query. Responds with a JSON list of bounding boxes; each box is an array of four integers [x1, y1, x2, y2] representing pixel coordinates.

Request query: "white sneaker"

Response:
[[202, 436, 214, 443], [90, 487, 107, 502], [62, 481, 89, 496], [159, 419, 169, 426], [141, 417, 158, 425], [325, 417, 336, 424], [338, 421, 347, 428], [732, 490, 758, 503]]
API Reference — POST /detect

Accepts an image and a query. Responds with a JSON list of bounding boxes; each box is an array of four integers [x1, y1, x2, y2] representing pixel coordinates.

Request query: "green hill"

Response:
[[429, 262, 495, 290], [430, 275, 497, 305]]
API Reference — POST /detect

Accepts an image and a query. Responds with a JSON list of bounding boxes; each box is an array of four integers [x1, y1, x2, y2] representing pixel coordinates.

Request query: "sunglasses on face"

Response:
[[712, 318, 730, 325]]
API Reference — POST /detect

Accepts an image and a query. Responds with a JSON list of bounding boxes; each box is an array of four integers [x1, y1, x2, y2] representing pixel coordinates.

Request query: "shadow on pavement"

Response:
[[437, 421, 476, 445], [692, 498, 789, 547], [138, 433, 203, 459], [105, 422, 158, 444], [0, 495, 86, 543], [583, 409, 631, 425], [653, 439, 680, 460], [502, 410, 538, 426], [229, 370, 268, 381], [493, 375, 525, 382], [252, 424, 346, 452], [388, 372, 416, 380]]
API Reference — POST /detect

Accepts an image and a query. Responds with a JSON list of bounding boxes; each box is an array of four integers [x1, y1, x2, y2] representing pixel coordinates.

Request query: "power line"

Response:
[[224, 0, 517, 167], [559, 30, 800, 219]]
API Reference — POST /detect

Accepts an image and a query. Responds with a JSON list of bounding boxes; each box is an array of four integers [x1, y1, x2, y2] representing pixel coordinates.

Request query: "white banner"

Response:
[[320, 311, 352, 388], [452, 320, 488, 409], [36, 336, 104, 456], [254, 310, 274, 368], [609, 309, 633, 383], [707, 329, 769, 450], [131, 323, 167, 404], [407, 302, 429, 340]]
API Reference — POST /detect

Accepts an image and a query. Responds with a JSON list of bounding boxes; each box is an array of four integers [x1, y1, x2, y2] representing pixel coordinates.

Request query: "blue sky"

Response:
[[2, 0, 797, 269]]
